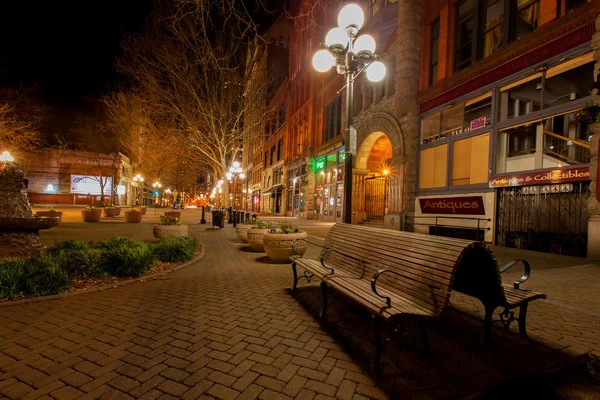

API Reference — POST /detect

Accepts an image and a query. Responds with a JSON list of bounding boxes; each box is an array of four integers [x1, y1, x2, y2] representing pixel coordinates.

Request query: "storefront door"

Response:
[[335, 184, 343, 222], [364, 176, 387, 220]]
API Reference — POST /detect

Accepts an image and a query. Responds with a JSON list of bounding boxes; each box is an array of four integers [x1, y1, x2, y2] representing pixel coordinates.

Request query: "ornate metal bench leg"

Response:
[[518, 303, 528, 337], [292, 263, 298, 291], [319, 281, 328, 318], [372, 315, 382, 371]]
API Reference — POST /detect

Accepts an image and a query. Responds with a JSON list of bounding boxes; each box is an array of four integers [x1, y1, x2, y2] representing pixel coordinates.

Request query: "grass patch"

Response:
[[152, 236, 197, 263], [102, 241, 154, 277], [0, 259, 27, 299], [23, 254, 71, 297]]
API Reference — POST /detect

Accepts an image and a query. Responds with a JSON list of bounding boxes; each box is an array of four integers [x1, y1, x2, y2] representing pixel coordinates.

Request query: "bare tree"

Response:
[[0, 86, 45, 154], [115, 0, 276, 206]]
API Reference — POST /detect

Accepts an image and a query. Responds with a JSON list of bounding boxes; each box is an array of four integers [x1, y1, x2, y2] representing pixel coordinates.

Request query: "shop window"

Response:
[[325, 97, 342, 142], [430, 19, 440, 86], [455, 0, 475, 71], [513, 0, 540, 42], [542, 111, 591, 167], [482, 0, 504, 58], [566, 0, 590, 12], [277, 138, 284, 161], [421, 113, 441, 143], [451, 134, 490, 185], [419, 144, 448, 189], [372, 0, 380, 16], [498, 73, 542, 121], [543, 57, 594, 109], [463, 93, 492, 131], [441, 103, 464, 137]]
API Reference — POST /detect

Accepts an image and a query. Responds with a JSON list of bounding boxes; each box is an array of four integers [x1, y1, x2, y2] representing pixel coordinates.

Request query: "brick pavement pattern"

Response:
[[0, 227, 387, 400], [1, 225, 600, 399]]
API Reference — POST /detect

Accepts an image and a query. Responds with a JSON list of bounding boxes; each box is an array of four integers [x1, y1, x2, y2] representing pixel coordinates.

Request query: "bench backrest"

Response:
[[322, 224, 501, 313]]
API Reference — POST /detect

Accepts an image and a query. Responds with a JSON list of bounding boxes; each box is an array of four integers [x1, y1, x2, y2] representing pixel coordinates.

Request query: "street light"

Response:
[[132, 173, 144, 206], [227, 161, 245, 226], [153, 182, 162, 206], [312, 3, 386, 224]]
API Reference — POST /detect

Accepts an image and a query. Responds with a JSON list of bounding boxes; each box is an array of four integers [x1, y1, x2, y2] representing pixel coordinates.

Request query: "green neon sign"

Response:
[[315, 157, 325, 171]]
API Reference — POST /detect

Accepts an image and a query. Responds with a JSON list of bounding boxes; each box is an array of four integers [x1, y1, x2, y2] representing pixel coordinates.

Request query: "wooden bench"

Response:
[[290, 224, 546, 364]]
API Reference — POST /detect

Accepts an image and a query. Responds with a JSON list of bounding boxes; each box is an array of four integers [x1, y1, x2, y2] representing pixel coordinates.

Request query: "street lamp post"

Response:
[[152, 182, 162, 206], [226, 161, 246, 227], [312, 3, 386, 224], [132, 173, 144, 206]]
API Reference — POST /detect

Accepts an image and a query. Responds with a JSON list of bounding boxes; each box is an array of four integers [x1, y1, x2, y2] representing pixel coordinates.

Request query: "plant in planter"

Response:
[[236, 218, 257, 244], [154, 216, 188, 238], [36, 207, 64, 224], [164, 211, 181, 219], [247, 219, 278, 252], [103, 204, 117, 217], [81, 205, 102, 223], [263, 222, 308, 263], [124, 207, 143, 223]]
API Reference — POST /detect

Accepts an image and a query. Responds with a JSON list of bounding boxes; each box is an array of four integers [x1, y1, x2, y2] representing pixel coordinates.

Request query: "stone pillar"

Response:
[[395, 0, 422, 214], [588, 15, 600, 260]]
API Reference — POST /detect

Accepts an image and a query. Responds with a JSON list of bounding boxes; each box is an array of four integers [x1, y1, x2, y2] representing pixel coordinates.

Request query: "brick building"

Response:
[[415, 0, 599, 257], [21, 149, 140, 206]]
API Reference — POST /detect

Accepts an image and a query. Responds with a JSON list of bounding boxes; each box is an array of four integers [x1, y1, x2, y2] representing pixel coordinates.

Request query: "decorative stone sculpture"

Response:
[[0, 160, 59, 256]]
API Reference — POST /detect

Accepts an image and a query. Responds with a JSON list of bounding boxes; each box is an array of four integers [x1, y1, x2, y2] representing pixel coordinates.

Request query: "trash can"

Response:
[[237, 211, 244, 224], [212, 210, 225, 228]]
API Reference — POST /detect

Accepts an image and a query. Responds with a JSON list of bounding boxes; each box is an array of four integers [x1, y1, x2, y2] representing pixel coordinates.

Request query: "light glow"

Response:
[[338, 4, 364, 30], [312, 50, 335, 73], [366, 61, 386, 82]]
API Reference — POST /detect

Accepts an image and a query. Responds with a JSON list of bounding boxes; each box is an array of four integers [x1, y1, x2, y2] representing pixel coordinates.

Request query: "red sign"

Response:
[[420, 23, 595, 113], [489, 167, 590, 188], [419, 196, 485, 215], [470, 116, 486, 130]]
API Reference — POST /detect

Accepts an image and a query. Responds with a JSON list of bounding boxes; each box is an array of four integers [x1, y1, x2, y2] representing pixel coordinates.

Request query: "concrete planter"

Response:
[[263, 231, 308, 263], [36, 211, 63, 224], [124, 211, 143, 223], [236, 223, 253, 243], [247, 228, 270, 252], [164, 212, 181, 219], [153, 224, 188, 238], [114, 206, 122, 216], [81, 209, 102, 223], [103, 208, 117, 217], [140, 207, 148, 215]]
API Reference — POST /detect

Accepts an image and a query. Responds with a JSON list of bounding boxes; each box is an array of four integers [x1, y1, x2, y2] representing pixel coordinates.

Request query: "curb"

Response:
[[0, 244, 206, 308]]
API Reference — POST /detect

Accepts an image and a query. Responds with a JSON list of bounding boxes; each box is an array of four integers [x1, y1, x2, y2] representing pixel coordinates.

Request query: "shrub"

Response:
[[0, 259, 27, 299], [23, 254, 71, 296], [153, 236, 197, 263], [102, 241, 154, 277], [98, 236, 135, 250], [253, 219, 277, 229], [62, 248, 107, 280], [50, 240, 91, 254], [159, 216, 181, 226]]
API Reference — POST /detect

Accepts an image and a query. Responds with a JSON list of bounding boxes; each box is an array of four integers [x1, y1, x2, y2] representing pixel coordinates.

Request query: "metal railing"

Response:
[[543, 130, 590, 165], [405, 215, 491, 241]]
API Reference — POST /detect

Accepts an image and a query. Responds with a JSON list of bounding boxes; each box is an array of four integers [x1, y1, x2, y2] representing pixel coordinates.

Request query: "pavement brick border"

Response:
[[0, 244, 205, 308]]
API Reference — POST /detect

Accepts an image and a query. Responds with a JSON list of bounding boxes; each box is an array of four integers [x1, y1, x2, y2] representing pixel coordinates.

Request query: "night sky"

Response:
[[0, 0, 153, 141]]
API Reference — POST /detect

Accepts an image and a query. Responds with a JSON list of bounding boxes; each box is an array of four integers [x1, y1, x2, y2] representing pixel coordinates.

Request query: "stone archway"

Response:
[[352, 112, 406, 222]]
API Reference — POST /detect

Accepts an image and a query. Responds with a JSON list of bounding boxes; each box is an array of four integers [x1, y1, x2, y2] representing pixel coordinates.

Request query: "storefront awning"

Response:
[[263, 184, 283, 195]]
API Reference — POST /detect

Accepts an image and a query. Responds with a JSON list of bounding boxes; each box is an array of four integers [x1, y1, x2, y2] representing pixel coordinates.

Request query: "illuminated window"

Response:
[[419, 144, 448, 189], [451, 134, 490, 185]]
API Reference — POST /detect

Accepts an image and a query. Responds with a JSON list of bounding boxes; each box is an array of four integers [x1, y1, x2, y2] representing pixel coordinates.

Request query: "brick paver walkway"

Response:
[[0, 226, 387, 400], [1, 224, 599, 400]]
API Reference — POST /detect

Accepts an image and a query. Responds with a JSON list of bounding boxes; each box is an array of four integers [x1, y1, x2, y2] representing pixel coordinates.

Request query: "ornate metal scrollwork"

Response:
[[499, 308, 517, 331]]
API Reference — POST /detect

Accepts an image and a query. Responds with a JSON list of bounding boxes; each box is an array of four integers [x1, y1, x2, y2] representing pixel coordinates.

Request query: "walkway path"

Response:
[[1, 222, 599, 399], [0, 226, 386, 400]]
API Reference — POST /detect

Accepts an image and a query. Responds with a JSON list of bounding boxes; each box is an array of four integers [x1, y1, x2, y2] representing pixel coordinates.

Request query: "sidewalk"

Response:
[[1, 221, 598, 399]]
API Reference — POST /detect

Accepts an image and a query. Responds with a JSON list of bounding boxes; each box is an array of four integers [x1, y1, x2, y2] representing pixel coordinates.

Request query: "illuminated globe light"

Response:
[[232, 161, 240, 168], [0, 151, 14, 162], [312, 50, 335, 73], [366, 61, 386, 82], [338, 4, 365, 30], [239, 173, 246, 179], [325, 27, 348, 51], [353, 34, 376, 56]]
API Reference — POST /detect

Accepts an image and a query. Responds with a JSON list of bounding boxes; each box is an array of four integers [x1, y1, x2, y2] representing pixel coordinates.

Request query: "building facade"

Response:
[[415, 0, 599, 257]]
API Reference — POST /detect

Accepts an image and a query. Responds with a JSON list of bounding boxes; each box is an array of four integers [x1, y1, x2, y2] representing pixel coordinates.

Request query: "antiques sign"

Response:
[[419, 196, 485, 215], [489, 167, 590, 188]]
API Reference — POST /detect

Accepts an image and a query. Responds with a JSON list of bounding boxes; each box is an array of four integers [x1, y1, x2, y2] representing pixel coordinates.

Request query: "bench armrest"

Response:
[[498, 259, 530, 289], [371, 269, 439, 308], [320, 249, 334, 274]]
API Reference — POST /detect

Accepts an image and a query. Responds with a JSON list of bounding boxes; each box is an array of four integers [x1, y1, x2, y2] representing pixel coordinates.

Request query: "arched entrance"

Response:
[[352, 113, 405, 224]]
